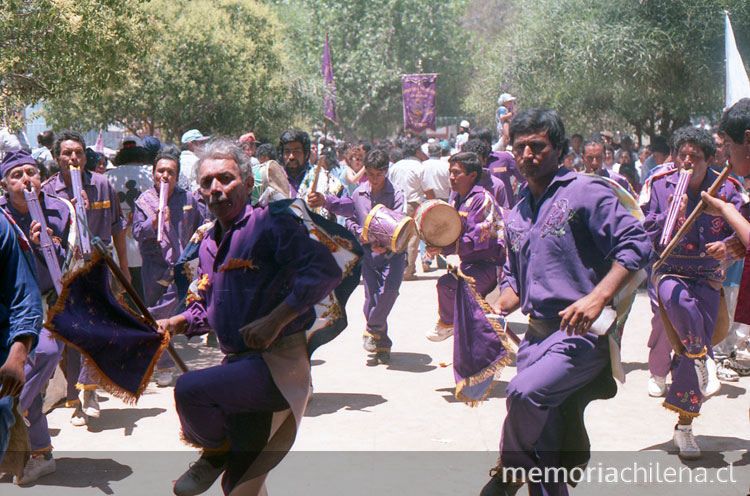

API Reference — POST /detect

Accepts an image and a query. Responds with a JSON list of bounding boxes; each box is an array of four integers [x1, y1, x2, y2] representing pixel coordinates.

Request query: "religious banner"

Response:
[[402, 73, 438, 134], [321, 34, 337, 123]]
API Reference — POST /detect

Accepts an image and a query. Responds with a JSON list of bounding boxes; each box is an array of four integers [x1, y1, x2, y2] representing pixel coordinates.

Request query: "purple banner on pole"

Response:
[[402, 73, 438, 134], [322, 34, 337, 123]]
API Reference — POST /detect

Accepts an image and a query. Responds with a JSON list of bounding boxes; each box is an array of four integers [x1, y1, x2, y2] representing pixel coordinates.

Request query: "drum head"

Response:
[[391, 218, 414, 253], [419, 202, 461, 247], [264, 160, 290, 199]]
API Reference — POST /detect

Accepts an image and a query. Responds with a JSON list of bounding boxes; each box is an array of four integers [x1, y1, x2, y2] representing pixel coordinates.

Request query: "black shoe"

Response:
[[479, 475, 522, 496], [174, 456, 226, 496], [375, 350, 391, 364]]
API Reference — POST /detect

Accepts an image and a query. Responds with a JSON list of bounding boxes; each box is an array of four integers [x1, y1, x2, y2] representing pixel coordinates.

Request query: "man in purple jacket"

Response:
[[157, 139, 341, 496]]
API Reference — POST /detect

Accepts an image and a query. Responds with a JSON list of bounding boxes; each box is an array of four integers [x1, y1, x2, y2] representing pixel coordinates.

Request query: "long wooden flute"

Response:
[[653, 166, 732, 272]]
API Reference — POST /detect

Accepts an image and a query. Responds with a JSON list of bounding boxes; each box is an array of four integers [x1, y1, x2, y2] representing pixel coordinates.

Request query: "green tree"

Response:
[[274, 0, 471, 139], [465, 0, 750, 140], [0, 0, 146, 128], [45, 0, 308, 142]]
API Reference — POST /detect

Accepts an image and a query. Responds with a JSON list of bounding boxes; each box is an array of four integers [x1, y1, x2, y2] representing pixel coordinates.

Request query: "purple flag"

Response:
[[322, 34, 337, 122], [453, 271, 517, 406], [402, 73, 438, 134], [45, 254, 169, 403]]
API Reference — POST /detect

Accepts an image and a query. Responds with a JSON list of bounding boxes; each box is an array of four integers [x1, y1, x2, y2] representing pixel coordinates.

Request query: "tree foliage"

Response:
[[274, 0, 471, 138], [45, 0, 307, 142], [465, 0, 750, 139], [0, 0, 146, 128]]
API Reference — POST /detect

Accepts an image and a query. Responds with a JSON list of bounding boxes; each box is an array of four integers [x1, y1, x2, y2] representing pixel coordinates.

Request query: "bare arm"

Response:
[[240, 301, 299, 349], [491, 286, 521, 315], [0, 335, 33, 398]]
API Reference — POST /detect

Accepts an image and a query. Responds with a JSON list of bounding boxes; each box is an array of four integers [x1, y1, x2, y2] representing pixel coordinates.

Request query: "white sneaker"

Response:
[[716, 359, 740, 382], [647, 375, 667, 397], [694, 356, 720, 398], [426, 322, 453, 342], [673, 424, 701, 460], [156, 368, 174, 387], [14, 453, 56, 485], [70, 404, 87, 426], [81, 390, 100, 418]]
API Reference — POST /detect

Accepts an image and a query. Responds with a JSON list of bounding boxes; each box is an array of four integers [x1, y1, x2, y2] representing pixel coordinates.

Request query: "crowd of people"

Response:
[[0, 95, 749, 496]]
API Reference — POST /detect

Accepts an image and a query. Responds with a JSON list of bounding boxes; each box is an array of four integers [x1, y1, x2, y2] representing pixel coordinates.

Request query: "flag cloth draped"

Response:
[[401, 73, 438, 134], [725, 11, 750, 109], [452, 271, 517, 406], [45, 253, 169, 403], [322, 34, 337, 123]]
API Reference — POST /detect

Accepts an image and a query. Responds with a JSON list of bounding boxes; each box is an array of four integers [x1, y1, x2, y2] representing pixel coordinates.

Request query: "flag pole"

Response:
[[90, 237, 189, 373]]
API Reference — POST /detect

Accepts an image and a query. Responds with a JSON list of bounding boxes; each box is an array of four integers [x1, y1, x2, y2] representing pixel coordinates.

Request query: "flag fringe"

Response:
[[44, 252, 171, 404]]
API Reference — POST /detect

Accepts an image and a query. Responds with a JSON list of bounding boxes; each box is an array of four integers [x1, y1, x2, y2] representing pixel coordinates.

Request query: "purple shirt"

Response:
[[501, 167, 652, 319], [325, 179, 406, 264], [41, 170, 126, 242], [445, 183, 505, 265], [641, 167, 748, 283], [132, 186, 207, 311], [478, 168, 510, 209], [488, 151, 525, 206], [181, 203, 341, 354], [0, 192, 70, 294], [598, 168, 636, 197]]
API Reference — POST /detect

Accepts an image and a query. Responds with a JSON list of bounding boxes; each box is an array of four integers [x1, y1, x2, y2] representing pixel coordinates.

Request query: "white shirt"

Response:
[[421, 158, 450, 201], [389, 157, 424, 205], [180, 150, 200, 190], [105, 164, 154, 267]]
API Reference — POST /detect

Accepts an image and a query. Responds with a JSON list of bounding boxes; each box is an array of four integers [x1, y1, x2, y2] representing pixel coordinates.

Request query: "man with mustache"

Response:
[[481, 108, 651, 495], [157, 138, 341, 496]]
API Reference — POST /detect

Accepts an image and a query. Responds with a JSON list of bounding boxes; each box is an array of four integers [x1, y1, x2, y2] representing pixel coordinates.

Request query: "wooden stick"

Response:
[[310, 121, 327, 195], [91, 238, 189, 373], [653, 166, 732, 272]]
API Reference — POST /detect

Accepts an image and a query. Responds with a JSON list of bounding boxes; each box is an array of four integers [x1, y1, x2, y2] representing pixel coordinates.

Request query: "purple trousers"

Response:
[[149, 290, 179, 370], [19, 329, 63, 452], [175, 353, 289, 495], [437, 261, 497, 326], [647, 279, 672, 377], [658, 276, 719, 417], [499, 330, 610, 496], [362, 253, 405, 351], [65, 347, 96, 403]]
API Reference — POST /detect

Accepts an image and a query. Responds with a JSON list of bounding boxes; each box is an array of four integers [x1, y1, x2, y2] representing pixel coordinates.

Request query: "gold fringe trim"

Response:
[[44, 252, 171, 404], [31, 446, 53, 455], [662, 402, 701, 418], [453, 268, 518, 407], [75, 383, 97, 391], [684, 346, 707, 359], [218, 257, 259, 272], [65, 399, 80, 408]]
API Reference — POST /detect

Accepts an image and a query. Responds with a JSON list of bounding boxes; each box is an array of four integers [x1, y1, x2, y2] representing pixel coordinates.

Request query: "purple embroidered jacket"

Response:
[[180, 203, 341, 354], [501, 167, 652, 320], [445, 183, 505, 266]]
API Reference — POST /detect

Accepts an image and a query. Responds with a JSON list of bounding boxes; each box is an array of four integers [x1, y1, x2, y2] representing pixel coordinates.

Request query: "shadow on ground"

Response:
[[364, 352, 437, 373], [7, 457, 132, 494], [85, 408, 167, 435], [437, 381, 509, 403], [642, 435, 750, 469], [305, 392, 386, 417]]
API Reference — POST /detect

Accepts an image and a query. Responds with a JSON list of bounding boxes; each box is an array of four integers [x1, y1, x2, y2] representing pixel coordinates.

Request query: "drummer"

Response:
[[425, 151, 505, 342], [308, 148, 404, 364]]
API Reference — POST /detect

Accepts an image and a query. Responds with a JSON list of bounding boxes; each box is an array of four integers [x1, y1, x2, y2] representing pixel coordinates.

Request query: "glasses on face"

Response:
[[512, 140, 550, 156]]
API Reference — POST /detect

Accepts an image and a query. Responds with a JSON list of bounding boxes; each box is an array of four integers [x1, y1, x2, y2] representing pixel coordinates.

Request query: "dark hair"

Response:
[[389, 148, 404, 164], [402, 138, 421, 158], [571, 133, 583, 141], [583, 136, 605, 150], [319, 147, 338, 169], [38, 130, 55, 148], [462, 139, 490, 160], [256, 143, 276, 162], [84, 148, 102, 172], [719, 97, 750, 144], [153, 148, 181, 174], [671, 126, 715, 159], [509, 108, 567, 160], [469, 127, 493, 145], [648, 136, 670, 155], [114, 146, 149, 166], [279, 130, 311, 158], [449, 151, 483, 182], [365, 149, 389, 171], [53, 130, 86, 158]]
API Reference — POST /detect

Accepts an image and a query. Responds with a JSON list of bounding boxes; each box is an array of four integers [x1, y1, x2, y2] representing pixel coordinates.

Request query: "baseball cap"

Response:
[[181, 129, 209, 145], [239, 132, 257, 144], [497, 93, 517, 105], [121, 135, 142, 148], [460, 120, 470, 129]]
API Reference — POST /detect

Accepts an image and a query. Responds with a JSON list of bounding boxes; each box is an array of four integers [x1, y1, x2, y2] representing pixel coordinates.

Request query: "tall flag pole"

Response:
[[725, 11, 750, 108], [322, 33, 337, 124]]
